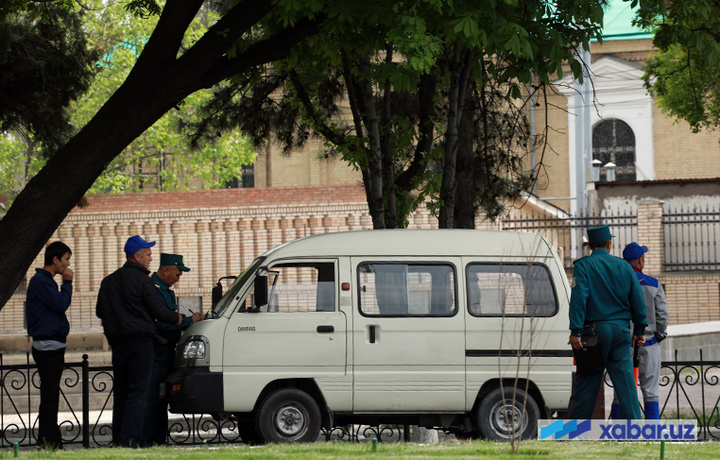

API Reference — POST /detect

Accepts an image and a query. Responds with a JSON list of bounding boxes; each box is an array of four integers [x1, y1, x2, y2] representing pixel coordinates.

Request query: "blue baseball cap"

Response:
[[586, 225, 614, 244], [623, 242, 648, 261], [124, 235, 155, 255]]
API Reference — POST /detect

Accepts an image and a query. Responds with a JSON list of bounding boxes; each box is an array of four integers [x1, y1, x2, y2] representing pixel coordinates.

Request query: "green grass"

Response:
[[2, 440, 718, 459]]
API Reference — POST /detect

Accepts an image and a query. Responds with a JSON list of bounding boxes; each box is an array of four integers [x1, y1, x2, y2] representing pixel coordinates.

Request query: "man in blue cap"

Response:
[[566, 225, 648, 420], [609, 242, 669, 420], [141, 253, 202, 446], [96, 236, 182, 447]]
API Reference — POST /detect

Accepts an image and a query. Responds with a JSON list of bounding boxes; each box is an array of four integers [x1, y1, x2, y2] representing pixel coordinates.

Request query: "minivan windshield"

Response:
[[211, 257, 265, 318]]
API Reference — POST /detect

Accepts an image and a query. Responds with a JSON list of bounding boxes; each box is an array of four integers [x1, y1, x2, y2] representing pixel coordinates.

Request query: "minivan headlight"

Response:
[[179, 335, 210, 367], [183, 339, 206, 360]]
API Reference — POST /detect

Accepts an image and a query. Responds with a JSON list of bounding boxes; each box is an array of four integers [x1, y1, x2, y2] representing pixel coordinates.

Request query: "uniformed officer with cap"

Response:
[[141, 253, 203, 445], [566, 226, 648, 419]]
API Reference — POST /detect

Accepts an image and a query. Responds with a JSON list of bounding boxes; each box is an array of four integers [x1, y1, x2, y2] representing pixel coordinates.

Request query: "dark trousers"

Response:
[[111, 342, 154, 447], [31, 347, 66, 448], [140, 344, 174, 446], [567, 321, 642, 419]]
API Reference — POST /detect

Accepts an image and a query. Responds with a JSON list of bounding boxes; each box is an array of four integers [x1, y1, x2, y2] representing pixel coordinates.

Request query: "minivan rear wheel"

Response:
[[476, 387, 539, 441], [256, 388, 321, 443]]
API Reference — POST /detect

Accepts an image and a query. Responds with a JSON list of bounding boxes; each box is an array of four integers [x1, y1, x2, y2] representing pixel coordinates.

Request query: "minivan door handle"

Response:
[[317, 325, 334, 333]]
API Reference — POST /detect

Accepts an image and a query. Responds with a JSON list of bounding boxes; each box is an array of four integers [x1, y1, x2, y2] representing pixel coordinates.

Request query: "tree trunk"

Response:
[[453, 102, 477, 229], [357, 54, 386, 230], [439, 45, 473, 229]]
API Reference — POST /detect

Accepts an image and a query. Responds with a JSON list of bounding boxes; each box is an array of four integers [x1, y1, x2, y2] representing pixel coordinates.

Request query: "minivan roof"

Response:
[[263, 229, 556, 259]]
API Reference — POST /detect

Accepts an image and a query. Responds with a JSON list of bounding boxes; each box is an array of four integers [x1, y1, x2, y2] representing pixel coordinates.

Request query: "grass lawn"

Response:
[[2, 440, 717, 459]]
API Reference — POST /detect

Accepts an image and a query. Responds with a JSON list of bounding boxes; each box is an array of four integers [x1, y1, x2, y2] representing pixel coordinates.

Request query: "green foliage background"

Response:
[[0, 0, 256, 201]]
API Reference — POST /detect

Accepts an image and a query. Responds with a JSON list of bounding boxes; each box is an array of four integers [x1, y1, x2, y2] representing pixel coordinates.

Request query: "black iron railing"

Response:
[[500, 208, 637, 271], [0, 353, 403, 447], [658, 349, 720, 439], [3, 350, 718, 446], [663, 204, 720, 271]]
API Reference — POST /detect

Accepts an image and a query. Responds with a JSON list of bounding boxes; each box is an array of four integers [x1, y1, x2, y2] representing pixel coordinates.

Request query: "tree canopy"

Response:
[[0, 2, 98, 154], [1, 1, 255, 200], [636, 0, 720, 132], [0, 0, 323, 308], [184, 0, 609, 229]]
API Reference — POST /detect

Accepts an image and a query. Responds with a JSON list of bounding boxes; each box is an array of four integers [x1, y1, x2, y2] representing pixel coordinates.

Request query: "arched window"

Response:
[[592, 119, 636, 182]]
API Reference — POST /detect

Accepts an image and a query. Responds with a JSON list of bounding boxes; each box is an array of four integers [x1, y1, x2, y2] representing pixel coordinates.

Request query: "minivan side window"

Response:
[[467, 263, 557, 317], [265, 262, 336, 312], [358, 263, 456, 317]]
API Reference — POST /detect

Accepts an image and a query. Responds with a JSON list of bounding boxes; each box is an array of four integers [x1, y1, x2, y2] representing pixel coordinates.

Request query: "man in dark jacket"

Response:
[[26, 241, 74, 449], [96, 235, 181, 448]]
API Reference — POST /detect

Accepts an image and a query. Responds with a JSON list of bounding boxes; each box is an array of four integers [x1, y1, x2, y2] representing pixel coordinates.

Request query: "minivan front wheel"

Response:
[[476, 387, 539, 441], [256, 388, 321, 443]]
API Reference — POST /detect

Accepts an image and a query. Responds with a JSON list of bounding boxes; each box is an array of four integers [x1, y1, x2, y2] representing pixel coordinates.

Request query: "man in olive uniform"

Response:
[[140, 253, 202, 446], [566, 226, 647, 420]]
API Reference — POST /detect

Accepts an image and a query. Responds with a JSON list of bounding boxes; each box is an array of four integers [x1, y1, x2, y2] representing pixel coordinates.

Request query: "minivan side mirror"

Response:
[[211, 275, 237, 309], [254, 275, 268, 310], [211, 283, 223, 309]]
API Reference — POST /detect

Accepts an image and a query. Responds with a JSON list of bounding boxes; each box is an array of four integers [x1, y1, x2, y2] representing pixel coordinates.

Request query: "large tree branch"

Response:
[[287, 70, 356, 149], [132, 0, 204, 69], [198, 15, 323, 88], [167, 0, 275, 74], [396, 73, 436, 192]]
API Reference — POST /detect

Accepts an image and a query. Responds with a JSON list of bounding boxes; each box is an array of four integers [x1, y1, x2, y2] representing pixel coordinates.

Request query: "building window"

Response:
[[592, 119, 636, 182], [225, 164, 255, 188]]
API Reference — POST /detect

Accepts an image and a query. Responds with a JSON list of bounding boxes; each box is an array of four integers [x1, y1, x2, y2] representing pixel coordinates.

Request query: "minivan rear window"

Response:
[[466, 263, 557, 317], [358, 263, 457, 317]]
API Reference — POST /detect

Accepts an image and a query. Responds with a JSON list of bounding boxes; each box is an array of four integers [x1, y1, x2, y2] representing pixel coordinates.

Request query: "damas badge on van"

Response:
[[570, 276, 577, 288]]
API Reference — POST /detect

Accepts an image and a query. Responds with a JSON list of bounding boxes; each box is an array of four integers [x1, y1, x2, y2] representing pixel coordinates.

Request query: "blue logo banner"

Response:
[[538, 420, 697, 441]]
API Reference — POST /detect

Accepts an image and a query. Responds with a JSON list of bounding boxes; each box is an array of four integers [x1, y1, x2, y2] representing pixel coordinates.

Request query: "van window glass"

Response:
[[467, 263, 557, 317], [358, 263, 456, 317], [263, 262, 336, 312]]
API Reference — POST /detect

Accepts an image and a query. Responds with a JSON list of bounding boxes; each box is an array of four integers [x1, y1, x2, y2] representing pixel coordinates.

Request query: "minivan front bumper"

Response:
[[166, 366, 224, 414]]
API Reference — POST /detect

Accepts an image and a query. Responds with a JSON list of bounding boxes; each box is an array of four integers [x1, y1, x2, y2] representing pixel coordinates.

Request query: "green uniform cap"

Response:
[[586, 225, 614, 244], [160, 253, 190, 272]]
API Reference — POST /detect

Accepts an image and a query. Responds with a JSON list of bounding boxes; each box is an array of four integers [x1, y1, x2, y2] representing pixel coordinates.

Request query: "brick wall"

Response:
[[3, 185, 717, 334], [0, 185, 437, 333]]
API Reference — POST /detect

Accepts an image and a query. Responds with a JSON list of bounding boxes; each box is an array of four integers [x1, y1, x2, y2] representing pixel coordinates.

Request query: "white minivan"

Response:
[[166, 229, 574, 443]]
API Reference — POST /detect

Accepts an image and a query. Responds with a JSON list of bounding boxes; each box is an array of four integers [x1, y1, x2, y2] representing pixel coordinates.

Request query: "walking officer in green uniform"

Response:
[[566, 226, 647, 419], [140, 253, 202, 446]]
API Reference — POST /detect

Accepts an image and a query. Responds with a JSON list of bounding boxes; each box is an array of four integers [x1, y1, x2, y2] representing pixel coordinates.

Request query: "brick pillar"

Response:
[[224, 219, 241, 278], [211, 218, 227, 284], [281, 216, 297, 244], [195, 220, 212, 290], [636, 200, 664, 274], [268, 216, 283, 248]]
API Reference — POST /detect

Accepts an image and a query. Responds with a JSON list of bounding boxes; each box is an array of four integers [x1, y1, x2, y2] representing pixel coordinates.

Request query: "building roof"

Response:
[[596, 0, 654, 41]]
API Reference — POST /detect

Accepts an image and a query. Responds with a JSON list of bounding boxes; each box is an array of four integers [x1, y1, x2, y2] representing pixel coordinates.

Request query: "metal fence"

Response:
[[500, 208, 637, 271], [663, 204, 720, 272], [603, 349, 720, 440], [2, 351, 718, 446], [0, 353, 403, 448]]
